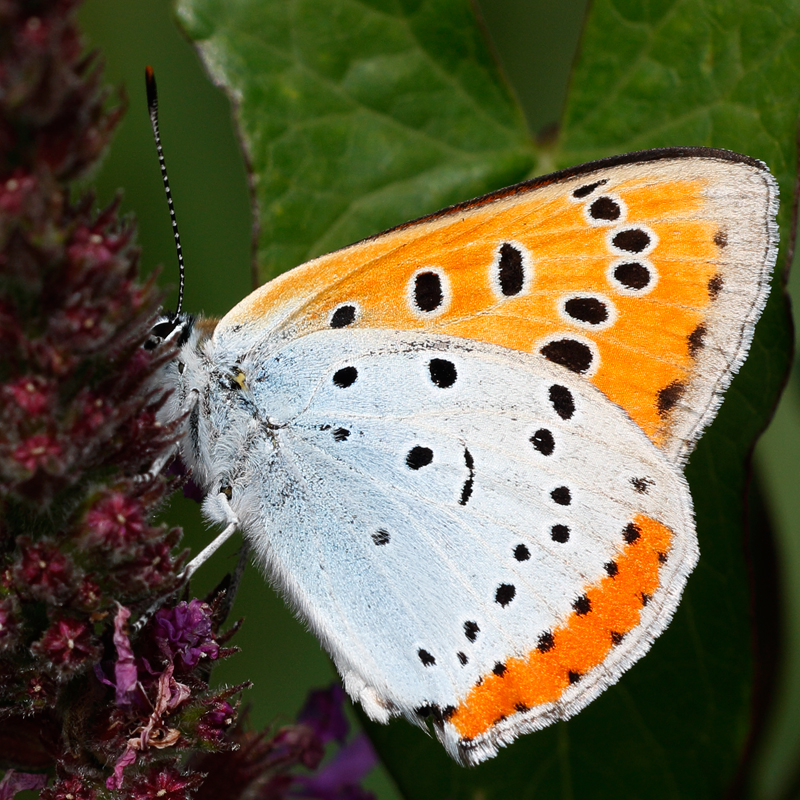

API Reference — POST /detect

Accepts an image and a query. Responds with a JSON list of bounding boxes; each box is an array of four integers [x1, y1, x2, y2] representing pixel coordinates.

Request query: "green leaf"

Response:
[[176, 0, 536, 281], [173, 0, 797, 797]]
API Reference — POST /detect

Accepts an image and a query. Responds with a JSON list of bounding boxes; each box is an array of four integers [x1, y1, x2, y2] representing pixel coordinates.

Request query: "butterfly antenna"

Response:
[[145, 65, 185, 316]]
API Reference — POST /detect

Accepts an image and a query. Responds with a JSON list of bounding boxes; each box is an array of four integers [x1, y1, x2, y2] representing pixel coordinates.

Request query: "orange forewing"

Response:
[[222, 150, 771, 453]]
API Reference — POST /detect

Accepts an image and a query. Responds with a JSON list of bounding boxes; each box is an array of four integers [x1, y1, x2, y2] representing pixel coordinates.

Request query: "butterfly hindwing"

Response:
[[203, 325, 696, 764]]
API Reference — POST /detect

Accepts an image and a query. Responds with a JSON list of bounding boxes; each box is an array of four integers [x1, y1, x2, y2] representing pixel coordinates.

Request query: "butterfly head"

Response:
[[144, 310, 195, 353]]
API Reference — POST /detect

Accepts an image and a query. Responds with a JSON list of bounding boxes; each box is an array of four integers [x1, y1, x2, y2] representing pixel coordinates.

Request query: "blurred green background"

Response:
[[76, 1, 800, 797]]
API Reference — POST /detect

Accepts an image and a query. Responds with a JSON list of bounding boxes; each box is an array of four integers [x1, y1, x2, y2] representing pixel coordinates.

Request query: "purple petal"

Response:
[[297, 684, 349, 744], [296, 734, 377, 799], [106, 746, 138, 791], [112, 604, 138, 703], [0, 770, 47, 800], [93, 662, 114, 688]]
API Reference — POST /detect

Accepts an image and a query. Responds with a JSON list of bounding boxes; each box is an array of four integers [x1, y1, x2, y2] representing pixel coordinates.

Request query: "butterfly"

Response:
[[145, 66, 778, 768]]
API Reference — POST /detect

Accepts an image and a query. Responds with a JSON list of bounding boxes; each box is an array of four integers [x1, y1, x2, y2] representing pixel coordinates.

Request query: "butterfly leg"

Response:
[[131, 493, 240, 633], [182, 491, 241, 580]]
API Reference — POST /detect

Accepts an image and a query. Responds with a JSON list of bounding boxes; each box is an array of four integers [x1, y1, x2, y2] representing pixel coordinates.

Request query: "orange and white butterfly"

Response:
[[147, 64, 777, 765]]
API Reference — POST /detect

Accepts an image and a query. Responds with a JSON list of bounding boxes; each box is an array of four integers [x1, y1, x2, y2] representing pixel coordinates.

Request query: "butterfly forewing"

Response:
[[220, 150, 776, 464]]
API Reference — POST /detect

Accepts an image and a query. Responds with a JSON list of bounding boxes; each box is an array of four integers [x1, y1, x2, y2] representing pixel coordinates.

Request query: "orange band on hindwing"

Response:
[[449, 515, 674, 741]]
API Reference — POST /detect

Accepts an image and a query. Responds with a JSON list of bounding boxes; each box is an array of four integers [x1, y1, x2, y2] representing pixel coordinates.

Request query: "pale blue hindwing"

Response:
[[191, 326, 696, 761]]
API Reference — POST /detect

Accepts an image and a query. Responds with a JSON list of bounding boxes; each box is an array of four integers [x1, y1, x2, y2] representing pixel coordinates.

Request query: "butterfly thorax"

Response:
[[152, 313, 253, 498]]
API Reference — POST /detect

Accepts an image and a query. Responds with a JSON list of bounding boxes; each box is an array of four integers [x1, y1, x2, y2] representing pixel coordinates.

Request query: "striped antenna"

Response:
[[145, 66, 185, 316]]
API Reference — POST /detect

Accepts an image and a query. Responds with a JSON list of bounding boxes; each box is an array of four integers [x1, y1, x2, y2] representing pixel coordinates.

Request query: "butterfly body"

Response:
[[157, 148, 777, 764]]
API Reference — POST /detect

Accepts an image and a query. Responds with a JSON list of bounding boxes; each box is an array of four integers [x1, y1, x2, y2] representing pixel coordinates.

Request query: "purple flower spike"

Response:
[[154, 599, 220, 670], [112, 604, 138, 705], [297, 683, 349, 745]]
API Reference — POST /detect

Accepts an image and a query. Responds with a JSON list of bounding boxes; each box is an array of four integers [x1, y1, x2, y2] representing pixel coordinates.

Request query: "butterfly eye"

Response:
[[178, 361, 185, 374]]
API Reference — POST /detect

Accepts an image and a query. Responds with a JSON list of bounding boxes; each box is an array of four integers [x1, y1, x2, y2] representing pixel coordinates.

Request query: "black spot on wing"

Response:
[[372, 529, 390, 546], [657, 381, 685, 417], [612, 228, 651, 253], [530, 428, 554, 456], [623, 522, 641, 544], [573, 595, 591, 615], [549, 384, 575, 419], [333, 366, 357, 388], [572, 179, 607, 199], [588, 196, 621, 221], [460, 448, 474, 506], [406, 446, 433, 470], [708, 274, 723, 299], [537, 631, 555, 652], [414, 271, 443, 312], [614, 261, 651, 290], [550, 486, 571, 505], [330, 304, 356, 328], [495, 584, 516, 607], [688, 324, 706, 357], [418, 649, 436, 666], [429, 358, 457, 388], [551, 524, 570, 543], [497, 242, 525, 296], [564, 297, 609, 325], [540, 339, 593, 373]]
